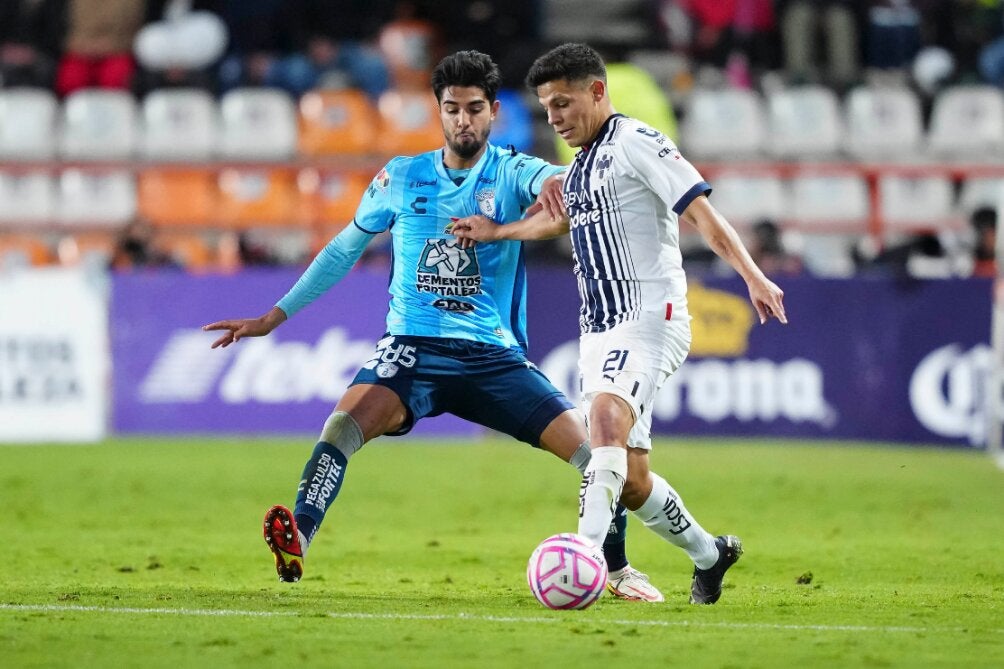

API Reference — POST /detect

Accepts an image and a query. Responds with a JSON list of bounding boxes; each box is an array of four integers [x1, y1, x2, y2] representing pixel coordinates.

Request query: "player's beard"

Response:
[[447, 128, 488, 160]]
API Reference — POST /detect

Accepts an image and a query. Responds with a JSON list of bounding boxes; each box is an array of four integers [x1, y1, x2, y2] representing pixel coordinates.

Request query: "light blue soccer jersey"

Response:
[[351, 144, 561, 350]]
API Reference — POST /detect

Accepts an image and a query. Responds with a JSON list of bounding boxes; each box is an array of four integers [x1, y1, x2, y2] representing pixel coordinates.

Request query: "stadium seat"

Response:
[[844, 86, 923, 160], [57, 169, 137, 226], [878, 174, 956, 233], [57, 230, 117, 269], [142, 88, 219, 161], [0, 171, 56, 223], [298, 88, 378, 157], [217, 167, 303, 228], [138, 168, 217, 226], [375, 89, 443, 155], [705, 171, 786, 228], [927, 85, 1004, 157], [679, 88, 766, 160], [766, 85, 842, 159], [957, 177, 1004, 216], [0, 234, 52, 269], [59, 89, 138, 160], [493, 89, 534, 154], [789, 173, 870, 231], [297, 168, 370, 229], [219, 88, 298, 160], [0, 88, 58, 160]]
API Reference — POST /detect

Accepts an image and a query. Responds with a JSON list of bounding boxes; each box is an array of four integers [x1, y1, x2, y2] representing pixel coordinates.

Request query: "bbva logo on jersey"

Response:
[[476, 188, 496, 217]]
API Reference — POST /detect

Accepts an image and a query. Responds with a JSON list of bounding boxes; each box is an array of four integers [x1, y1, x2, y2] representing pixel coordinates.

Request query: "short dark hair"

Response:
[[525, 43, 607, 89], [431, 50, 502, 103], [972, 206, 998, 231]]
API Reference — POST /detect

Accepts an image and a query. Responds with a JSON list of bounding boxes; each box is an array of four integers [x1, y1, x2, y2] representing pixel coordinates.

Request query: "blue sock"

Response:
[[293, 441, 349, 543], [602, 504, 629, 572]]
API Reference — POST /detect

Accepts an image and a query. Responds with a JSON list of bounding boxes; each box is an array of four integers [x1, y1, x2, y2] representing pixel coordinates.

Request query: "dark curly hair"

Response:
[[431, 50, 502, 103], [525, 43, 607, 89]]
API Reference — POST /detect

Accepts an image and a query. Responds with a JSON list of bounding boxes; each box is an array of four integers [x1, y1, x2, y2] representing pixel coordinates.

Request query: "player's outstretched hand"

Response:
[[748, 277, 787, 325], [203, 307, 287, 348], [449, 214, 501, 249]]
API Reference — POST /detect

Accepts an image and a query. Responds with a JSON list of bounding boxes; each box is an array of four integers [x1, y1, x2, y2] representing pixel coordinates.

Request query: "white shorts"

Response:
[[579, 312, 691, 451]]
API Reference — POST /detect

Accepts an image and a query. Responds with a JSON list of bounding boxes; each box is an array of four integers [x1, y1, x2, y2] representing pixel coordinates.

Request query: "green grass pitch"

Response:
[[2, 436, 1002, 668]]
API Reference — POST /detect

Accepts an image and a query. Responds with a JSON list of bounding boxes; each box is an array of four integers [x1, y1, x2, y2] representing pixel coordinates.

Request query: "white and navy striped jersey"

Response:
[[562, 114, 711, 333]]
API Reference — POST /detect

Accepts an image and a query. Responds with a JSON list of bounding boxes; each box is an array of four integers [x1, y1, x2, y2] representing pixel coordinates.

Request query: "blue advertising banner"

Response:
[[111, 268, 992, 446], [111, 268, 481, 437]]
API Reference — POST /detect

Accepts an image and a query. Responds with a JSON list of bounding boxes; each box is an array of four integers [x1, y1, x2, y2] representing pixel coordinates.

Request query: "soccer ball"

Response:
[[526, 533, 607, 610]]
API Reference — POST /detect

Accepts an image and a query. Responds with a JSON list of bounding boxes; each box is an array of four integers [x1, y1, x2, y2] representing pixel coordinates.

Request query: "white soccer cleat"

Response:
[[606, 566, 665, 603]]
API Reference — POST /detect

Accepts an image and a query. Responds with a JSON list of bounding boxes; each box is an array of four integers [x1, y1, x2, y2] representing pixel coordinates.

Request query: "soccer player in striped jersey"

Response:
[[451, 43, 787, 604], [203, 50, 663, 601]]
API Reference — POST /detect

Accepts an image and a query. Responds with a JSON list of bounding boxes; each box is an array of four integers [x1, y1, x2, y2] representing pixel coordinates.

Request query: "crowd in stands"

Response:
[[0, 0, 1000, 279]]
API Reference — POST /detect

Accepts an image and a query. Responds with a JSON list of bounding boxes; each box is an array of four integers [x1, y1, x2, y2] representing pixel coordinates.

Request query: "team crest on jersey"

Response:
[[475, 188, 496, 217], [416, 239, 483, 297], [594, 149, 615, 185], [373, 168, 391, 192]]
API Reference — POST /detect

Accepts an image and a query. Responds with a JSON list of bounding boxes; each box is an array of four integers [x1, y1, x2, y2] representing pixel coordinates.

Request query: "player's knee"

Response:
[[319, 410, 365, 458]]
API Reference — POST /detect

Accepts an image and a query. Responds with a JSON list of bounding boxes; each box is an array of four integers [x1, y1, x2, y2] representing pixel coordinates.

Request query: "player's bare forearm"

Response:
[[202, 306, 288, 348], [683, 196, 788, 324], [451, 209, 569, 244]]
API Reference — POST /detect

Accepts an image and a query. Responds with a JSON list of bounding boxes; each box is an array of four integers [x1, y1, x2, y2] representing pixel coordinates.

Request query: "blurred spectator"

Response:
[[271, 0, 393, 101], [215, 0, 304, 96], [216, 230, 278, 272], [55, 0, 146, 97], [864, 0, 921, 72], [970, 206, 997, 278], [109, 219, 177, 271], [0, 0, 65, 89], [378, 1, 442, 91], [748, 219, 804, 276], [977, 3, 1004, 88], [780, 0, 864, 90], [864, 231, 953, 278], [134, 0, 227, 95]]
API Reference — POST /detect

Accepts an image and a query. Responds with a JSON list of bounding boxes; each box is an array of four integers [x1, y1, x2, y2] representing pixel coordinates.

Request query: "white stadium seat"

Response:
[[878, 174, 955, 233], [706, 172, 786, 227], [0, 88, 58, 160], [957, 177, 1004, 216], [57, 169, 137, 226], [799, 234, 857, 278], [219, 88, 297, 160], [766, 85, 842, 159], [0, 171, 56, 223], [790, 173, 870, 230], [927, 85, 1004, 157], [60, 89, 138, 160], [142, 88, 219, 161], [680, 88, 766, 160], [844, 86, 923, 160]]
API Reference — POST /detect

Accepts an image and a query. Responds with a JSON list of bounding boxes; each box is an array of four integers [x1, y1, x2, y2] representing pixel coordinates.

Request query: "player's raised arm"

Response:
[[681, 195, 788, 325], [202, 222, 376, 347]]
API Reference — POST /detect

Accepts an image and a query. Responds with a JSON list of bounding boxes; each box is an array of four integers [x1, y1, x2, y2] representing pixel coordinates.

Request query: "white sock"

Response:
[[577, 446, 626, 548], [298, 529, 310, 557], [633, 473, 719, 569]]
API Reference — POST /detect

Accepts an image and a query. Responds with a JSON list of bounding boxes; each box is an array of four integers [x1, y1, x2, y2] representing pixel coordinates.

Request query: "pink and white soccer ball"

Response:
[[526, 533, 608, 610]]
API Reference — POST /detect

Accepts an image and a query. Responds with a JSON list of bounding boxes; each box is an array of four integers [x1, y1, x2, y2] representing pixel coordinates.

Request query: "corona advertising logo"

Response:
[[416, 239, 483, 296], [687, 281, 755, 357]]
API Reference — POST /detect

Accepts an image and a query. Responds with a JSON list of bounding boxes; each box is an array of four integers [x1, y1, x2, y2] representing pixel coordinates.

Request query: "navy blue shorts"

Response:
[[350, 335, 574, 446]]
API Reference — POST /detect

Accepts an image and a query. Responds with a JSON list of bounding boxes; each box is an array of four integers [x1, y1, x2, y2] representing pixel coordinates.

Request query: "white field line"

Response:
[[1, 603, 998, 635]]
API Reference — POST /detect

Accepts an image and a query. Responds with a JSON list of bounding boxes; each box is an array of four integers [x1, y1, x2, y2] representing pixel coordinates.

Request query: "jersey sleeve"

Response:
[[509, 152, 565, 208], [352, 158, 403, 233], [618, 123, 711, 216], [275, 224, 373, 318]]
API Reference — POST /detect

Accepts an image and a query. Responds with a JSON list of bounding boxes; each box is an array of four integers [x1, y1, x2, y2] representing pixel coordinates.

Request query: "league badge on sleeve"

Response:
[[373, 168, 391, 192]]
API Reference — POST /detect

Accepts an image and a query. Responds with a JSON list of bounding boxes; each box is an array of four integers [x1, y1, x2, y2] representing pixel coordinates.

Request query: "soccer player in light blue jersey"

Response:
[[203, 50, 663, 601]]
